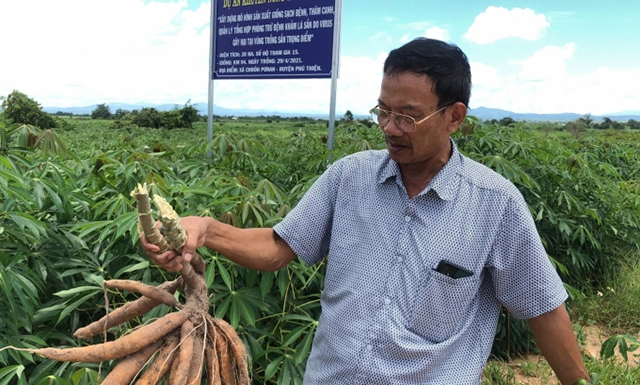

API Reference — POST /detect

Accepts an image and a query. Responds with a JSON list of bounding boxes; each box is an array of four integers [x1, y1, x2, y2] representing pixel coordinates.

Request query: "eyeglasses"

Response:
[[369, 104, 449, 133]]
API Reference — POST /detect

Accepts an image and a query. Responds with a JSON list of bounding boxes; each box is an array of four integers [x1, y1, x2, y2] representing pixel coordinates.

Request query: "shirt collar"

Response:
[[377, 139, 461, 201]]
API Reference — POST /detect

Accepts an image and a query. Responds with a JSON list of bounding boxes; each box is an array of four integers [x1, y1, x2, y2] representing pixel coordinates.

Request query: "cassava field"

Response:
[[1, 112, 640, 384]]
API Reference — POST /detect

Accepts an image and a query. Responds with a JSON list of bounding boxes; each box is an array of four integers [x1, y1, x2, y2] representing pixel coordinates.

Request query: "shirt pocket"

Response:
[[406, 269, 482, 342]]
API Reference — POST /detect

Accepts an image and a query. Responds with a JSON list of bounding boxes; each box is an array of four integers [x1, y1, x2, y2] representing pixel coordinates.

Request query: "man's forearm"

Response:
[[528, 304, 590, 385], [204, 218, 297, 271]]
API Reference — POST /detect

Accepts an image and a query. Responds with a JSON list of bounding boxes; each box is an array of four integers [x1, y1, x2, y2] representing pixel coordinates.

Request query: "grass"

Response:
[[483, 361, 517, 384], [583, 356, 640, 384], [570, 255, 640, 335], [483, 356, 640, 384], [482, 253, 640, 384]]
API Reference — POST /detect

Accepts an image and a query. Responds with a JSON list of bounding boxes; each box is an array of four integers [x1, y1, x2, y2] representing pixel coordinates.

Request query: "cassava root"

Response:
[[24, 183, 250, 384]]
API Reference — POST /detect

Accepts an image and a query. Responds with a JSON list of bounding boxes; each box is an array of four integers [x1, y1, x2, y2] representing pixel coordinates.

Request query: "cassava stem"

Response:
[[131, 183, 171, 253]]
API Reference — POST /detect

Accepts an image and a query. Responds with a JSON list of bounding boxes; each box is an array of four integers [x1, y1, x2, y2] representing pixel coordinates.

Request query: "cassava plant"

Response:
[[2, 183, 250, 385]]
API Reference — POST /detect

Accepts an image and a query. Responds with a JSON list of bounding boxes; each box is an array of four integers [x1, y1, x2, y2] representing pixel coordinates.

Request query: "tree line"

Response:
[[2, 90, 640, 134]]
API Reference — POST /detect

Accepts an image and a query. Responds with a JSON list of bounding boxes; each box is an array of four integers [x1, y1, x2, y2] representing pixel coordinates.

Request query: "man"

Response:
[[142, 38, 591, 384]]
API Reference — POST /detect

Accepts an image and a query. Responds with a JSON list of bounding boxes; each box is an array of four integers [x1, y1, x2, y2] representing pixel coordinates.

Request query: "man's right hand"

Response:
[[140, 216, 213, 272], [141, 215, 296, 273]]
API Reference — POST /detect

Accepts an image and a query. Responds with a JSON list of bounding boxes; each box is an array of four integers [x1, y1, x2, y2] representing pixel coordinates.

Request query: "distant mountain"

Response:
[[467, 107, 640, 122], [468, 107, 584, 122], [43, 103, 640, 122], [608, 110, 640, 116]]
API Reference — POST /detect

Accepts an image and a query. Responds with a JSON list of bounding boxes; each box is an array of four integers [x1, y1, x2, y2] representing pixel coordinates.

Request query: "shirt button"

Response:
[[404, 215, 411, 222], [384, 298, 391, 305], [397, 256, 403, 263], [366, 344, 373, 351]]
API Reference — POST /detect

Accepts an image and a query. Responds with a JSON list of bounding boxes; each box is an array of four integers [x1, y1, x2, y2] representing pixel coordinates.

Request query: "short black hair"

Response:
[[383, 38, 471, 107]]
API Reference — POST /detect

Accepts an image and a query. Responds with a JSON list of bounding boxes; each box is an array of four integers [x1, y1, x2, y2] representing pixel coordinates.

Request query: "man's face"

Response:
[[377, 72, 452, 168]]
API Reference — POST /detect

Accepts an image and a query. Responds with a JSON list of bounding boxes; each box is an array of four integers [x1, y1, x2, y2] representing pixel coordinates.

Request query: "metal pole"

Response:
[[326, 0, 343, 162], [207, 0, 217, 157]]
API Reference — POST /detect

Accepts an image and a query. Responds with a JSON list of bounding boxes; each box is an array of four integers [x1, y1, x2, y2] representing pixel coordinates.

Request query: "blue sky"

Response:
[[1, 0, 639, 116]]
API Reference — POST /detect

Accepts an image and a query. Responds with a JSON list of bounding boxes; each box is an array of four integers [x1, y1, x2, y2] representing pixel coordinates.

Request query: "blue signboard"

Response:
[[213, 0, 337, 79]]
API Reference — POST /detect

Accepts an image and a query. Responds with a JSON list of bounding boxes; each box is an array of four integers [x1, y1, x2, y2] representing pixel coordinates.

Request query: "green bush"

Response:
[[1, 90, 56, 129], [110, 102, 200, 130], [454, 118, 640, 358], [90, 103, 112, 120]]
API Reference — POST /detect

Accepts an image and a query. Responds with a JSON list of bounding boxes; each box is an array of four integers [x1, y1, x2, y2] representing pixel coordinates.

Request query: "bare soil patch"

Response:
[[503, 325, 639, 384]]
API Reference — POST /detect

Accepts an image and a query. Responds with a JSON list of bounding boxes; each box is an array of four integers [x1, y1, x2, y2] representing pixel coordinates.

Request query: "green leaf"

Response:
[[600, 335, 622, 360], [619, 338, 629, 360], [245, 269, 259, 287], [41, 182, 65, 214], [9, 213, 46, 240], [278, 359, 293, 385], [229, 295, 240, 329], [558, 221, 572, 237], [54, 286, 101, 298], [282, 325, 307, 347], [57, 291, 101, 324], [215, 296, 231, 320], [264, 356, 284, 380], [295, 330, 315, 365], [32, 179, 45, 208], [33, 303, 66, 323], [232, 294, 256, 326], [216, 259, 233, 291], [205, 260, 216, 287], [72, 220, 111, 239], [0, 365, 25, 385], [277, 269, 289, 299], [34, 376, 70, 385], [114, 261, 150, 278], [260, 271, 274, 298]]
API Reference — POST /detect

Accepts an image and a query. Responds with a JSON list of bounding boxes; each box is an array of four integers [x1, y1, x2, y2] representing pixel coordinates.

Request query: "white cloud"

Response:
[[0, 0, 211, 107], [0, 0, 387, 116], [470, 62, 502, 89], [214, 54, 386, 116], [470, 48, 640, 115], [2, 1, 637, 117], [400, 25, 450, 44], [424, 27, 450, 42], [369, 31, 393, 43], [519, 43, 576, 81], [464, 6, 549, 44]]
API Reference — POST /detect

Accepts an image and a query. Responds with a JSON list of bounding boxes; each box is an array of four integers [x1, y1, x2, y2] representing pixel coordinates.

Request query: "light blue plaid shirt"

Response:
[[274, 141, 567, 384]]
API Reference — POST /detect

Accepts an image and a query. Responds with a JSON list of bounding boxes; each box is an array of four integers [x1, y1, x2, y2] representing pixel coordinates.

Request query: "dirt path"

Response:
[[503, 325, 639, 384]]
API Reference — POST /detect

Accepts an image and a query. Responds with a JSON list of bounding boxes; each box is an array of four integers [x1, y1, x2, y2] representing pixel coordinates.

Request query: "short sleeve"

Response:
[[273, 162, 342, 265], [487, 192, 568, 319]]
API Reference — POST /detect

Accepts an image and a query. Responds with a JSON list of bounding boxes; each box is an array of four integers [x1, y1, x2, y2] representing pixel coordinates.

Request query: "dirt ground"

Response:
[[505, 325, 639, 384]]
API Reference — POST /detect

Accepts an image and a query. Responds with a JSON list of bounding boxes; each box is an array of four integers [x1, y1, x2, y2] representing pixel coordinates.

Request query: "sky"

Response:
[[1, 0, 639, 116]]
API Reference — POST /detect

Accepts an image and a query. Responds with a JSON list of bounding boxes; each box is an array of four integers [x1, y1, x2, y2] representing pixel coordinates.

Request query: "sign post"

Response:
[[208, 0, 342, 153]]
